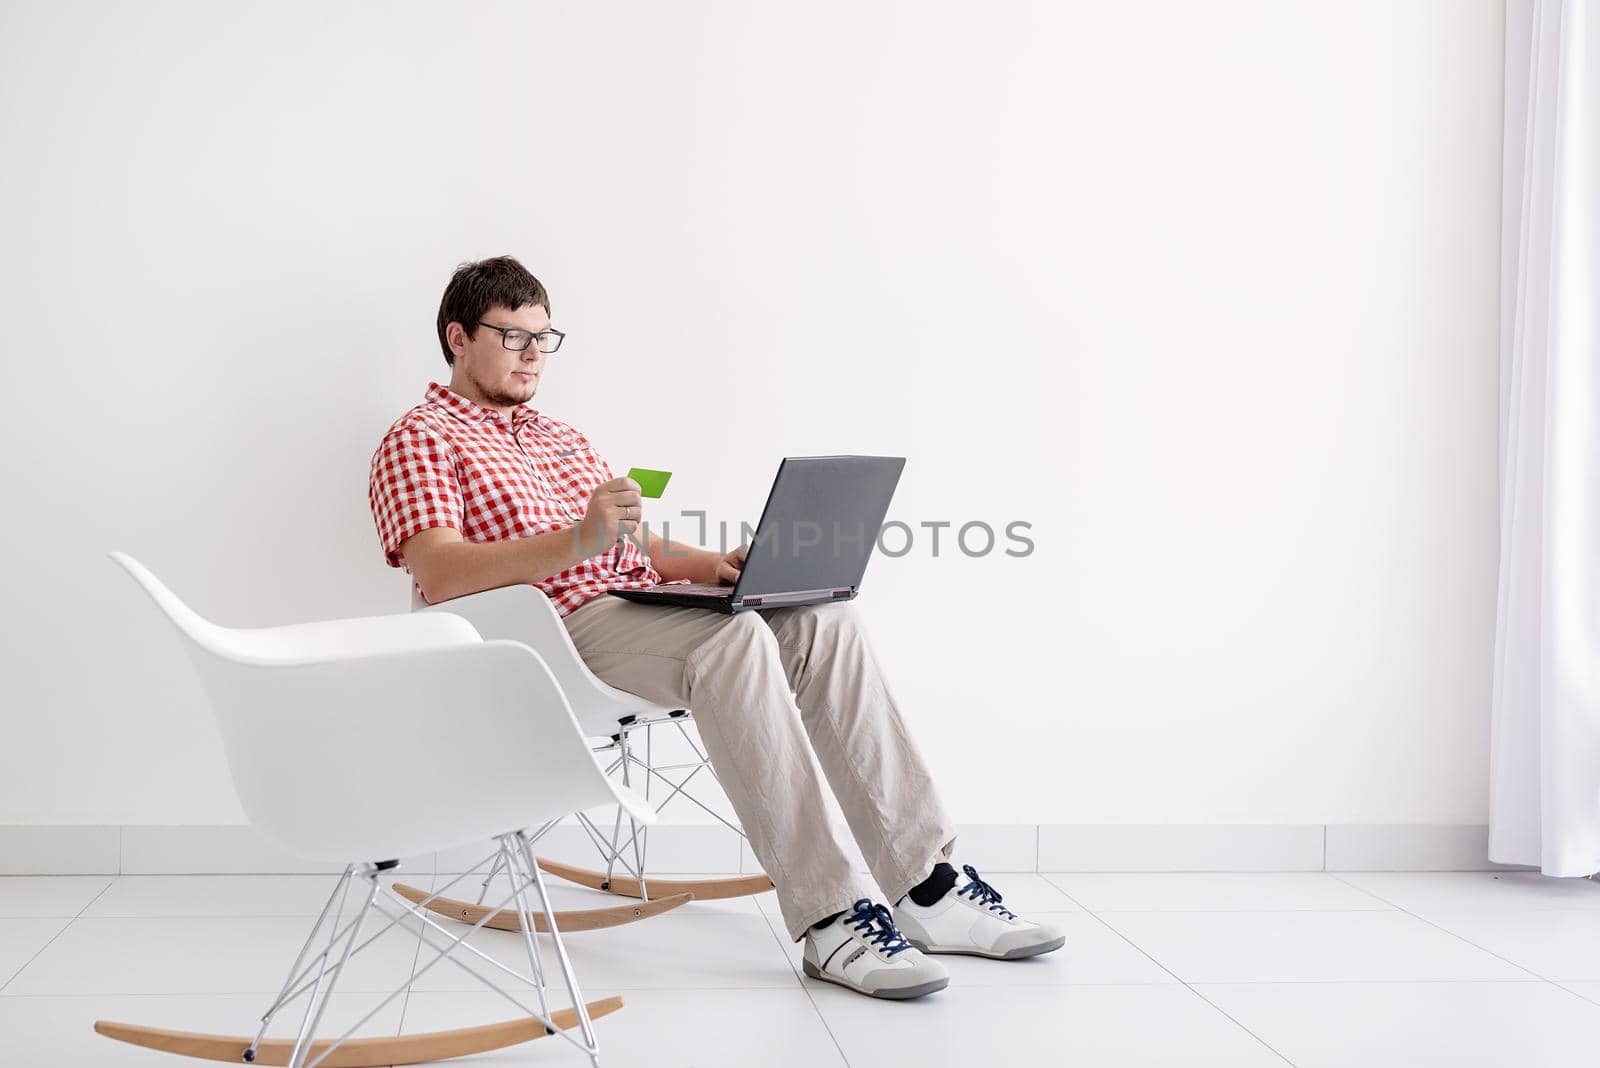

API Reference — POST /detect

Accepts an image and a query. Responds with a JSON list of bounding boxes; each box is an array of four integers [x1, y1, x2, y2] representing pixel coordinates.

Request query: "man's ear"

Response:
[[446, 321, 468, 360]]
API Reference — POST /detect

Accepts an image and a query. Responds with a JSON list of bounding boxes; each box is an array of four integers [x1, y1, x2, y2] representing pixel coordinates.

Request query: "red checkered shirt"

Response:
[[369, 381, 677, 616]]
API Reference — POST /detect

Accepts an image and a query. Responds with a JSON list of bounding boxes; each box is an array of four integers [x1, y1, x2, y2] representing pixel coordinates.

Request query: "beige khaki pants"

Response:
[[562, 594, 955, 940]]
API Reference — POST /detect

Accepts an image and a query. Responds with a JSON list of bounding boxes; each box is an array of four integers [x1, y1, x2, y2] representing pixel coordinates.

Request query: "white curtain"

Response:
[[1488, 0, 1600, 875]]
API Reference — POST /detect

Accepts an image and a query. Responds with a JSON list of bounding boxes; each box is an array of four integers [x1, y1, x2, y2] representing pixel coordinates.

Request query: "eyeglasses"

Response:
[[477, 322, 566, 354]]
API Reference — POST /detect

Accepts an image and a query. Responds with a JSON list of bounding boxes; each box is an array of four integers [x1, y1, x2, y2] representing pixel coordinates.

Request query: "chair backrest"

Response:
[[410, 583, 674, 736], [111, 552, 641, 863]]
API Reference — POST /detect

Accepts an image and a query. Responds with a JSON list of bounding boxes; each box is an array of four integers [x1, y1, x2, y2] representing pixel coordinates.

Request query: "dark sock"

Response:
[[906, 861, 959, 907], [810, 910, 845, 931]]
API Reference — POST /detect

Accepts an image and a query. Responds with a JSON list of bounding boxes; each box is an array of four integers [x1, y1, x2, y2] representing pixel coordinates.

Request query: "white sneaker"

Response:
[[801, 899, 950, 999], [895, 865, 1067, 960]]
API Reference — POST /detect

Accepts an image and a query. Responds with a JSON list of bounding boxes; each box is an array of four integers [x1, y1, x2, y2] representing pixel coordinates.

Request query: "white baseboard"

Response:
[[1038, 824, 1326, 872], [0, 825, 121, 875], [0, 823, 1520, 876], [1324, 824, 1532, 871]]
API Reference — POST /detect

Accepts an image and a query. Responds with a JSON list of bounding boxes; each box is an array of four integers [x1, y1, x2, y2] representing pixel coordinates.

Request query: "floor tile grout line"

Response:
[[1039, 871, 1452, 914], [1550, 979, 1600, 1008], [1326, 872, 1600, 912], [753, 902, 853, 1067], [12, 871, 1592, 1048], [1288, 871, 1392, 910], [1044, 874, 1297, 1064], [1324, 872, 1553, 983], [1037, 873, 1094, 913], [0, 876, 118, 994], [1038, 873, 1098, 914], [1074, 896, 1299, 1066], [3, 977, 1581, 1000], [1084, 894, 1560, 987], [1083, 908, 1400, 915], [3, 982, 854, 996], [1168, 982, 1302, 1066], [394, 856, 437, 1038]]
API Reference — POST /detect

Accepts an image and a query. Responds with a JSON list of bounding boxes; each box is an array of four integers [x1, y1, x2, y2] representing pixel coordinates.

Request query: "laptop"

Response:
[[607, 455, 905, 613]]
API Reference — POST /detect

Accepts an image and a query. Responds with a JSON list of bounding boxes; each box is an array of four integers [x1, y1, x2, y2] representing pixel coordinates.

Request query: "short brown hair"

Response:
[[436, 256, 551, 366]]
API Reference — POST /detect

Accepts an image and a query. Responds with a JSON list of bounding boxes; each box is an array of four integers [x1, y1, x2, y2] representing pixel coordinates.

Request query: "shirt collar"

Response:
[[425, 381, 540, 429]]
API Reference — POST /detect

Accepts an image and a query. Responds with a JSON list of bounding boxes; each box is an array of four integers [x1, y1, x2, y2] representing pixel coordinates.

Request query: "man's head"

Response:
[[437, 256, 555, 413]]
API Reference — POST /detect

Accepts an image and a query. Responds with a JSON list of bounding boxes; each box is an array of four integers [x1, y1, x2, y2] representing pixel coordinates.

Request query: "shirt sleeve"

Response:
[[368, 421, 464, 569], [569, 428, 651, 578]]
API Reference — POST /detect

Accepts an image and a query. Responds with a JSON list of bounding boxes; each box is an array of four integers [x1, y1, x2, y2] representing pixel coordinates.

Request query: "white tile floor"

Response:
[[3, 870, 1599, 1066]]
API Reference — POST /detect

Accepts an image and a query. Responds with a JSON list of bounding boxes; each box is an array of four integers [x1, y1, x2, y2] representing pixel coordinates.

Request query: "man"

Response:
[[368, 256, 1064, 1000]]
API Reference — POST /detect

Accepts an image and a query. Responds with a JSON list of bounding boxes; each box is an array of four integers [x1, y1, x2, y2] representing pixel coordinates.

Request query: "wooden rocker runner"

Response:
[[388, 860, 768, 938], [107, 553, 659, 1067], [390, 879, 693, 932], [535, 858, 773, 902], [390, 862, 770, 941], [408, 583, 778, 933], [94, 998, 623, 1066]]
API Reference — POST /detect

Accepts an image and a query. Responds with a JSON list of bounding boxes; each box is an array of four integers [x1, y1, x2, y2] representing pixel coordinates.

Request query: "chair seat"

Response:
[[413, 583, 693, 739]]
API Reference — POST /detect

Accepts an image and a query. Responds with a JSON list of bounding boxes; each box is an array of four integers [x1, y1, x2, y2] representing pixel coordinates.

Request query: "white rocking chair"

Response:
[[102, 553, 657, 1067], [393, 583, 774, 933]]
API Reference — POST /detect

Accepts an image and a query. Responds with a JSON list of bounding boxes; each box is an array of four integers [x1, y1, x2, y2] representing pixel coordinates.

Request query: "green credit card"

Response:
[[626, 467, 672, 498]]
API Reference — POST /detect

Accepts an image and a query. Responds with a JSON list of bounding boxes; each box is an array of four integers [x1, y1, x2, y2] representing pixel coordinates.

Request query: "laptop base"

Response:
[[607, 586, 857, 614]]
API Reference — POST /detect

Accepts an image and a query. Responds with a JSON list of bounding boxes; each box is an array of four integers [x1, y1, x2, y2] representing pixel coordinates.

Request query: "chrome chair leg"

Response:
[[514, 830, 601, 1068], [288, 867, 379, 1068], [229, 849, 611, 1068], [245, 865, 355, 1062]]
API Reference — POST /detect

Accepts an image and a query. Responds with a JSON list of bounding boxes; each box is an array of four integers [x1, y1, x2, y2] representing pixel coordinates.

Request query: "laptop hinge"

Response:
[[733, 588, 854, 610]]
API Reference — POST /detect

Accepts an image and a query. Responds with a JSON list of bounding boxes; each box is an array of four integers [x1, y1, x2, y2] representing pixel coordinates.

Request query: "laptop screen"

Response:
[[734, 455, 905, 598]]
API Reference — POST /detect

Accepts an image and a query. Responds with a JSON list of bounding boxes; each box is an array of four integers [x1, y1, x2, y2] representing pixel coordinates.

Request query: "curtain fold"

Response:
[[1488, 0, 1600, 875]]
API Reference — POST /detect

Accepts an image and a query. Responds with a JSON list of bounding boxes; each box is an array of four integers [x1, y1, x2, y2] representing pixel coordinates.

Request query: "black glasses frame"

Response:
[[477, 322, 566, 353]]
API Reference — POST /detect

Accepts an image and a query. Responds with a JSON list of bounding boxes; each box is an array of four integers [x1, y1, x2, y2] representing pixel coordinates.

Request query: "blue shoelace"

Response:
[[956, 865, 1017, 920], [847, 898, 913, 956]]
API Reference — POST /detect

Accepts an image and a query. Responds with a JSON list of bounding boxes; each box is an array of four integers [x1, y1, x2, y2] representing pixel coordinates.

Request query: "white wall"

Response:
[[0, 0, 1503, 827]]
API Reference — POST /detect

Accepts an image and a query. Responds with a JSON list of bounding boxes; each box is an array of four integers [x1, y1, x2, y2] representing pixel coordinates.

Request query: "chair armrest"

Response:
[[419, 584, 573, 652], [419, 585, 667, 731], [216, 611, 482, 667]]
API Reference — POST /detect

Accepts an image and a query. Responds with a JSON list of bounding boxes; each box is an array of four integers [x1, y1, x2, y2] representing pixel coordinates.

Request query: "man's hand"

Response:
[[578, 476, 642, 554], [713, 543, 749, 585]]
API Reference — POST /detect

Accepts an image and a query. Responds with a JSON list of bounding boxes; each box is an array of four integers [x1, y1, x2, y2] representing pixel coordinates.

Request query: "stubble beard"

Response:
[[477, 372, 536, 408]]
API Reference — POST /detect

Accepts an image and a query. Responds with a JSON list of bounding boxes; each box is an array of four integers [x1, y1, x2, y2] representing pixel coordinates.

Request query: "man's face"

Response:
[[449, 302, 551, 409]]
